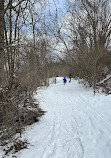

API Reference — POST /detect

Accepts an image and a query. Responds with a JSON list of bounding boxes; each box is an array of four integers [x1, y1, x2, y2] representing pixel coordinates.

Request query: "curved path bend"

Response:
[[15, 77, 111, 158]]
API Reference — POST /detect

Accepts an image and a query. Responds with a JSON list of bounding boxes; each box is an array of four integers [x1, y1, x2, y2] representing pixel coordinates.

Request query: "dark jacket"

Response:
[[63, 77, 67, 83]]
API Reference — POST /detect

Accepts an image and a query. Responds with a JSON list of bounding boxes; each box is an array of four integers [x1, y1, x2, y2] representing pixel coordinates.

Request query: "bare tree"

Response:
[[57, 0, 111, 90], [0, 0, 4, 85], [0, 0, 49, 151]]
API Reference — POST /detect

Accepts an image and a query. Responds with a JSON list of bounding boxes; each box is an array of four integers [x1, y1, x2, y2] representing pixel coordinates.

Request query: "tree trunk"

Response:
[[0, 0, 4, 85]]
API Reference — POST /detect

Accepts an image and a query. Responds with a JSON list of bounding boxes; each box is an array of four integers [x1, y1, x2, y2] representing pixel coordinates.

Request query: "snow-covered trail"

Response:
[[15, 77, 111, 158]]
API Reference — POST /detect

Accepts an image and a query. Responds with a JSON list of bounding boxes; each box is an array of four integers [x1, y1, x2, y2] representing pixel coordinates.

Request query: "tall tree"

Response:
[[0, 0, 4, 85]]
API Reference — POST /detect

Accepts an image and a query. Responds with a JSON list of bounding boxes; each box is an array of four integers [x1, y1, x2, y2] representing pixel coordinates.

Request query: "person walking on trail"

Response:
[[69, 74, 71, 83], [63, 77, 67, 84], [54, 77, 56, 84]]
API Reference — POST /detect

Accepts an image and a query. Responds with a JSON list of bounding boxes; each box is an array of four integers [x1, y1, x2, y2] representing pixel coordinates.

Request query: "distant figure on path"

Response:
[[63, 77, 67, 84], [69, 74, 71, 83], [54, 77, 56, 84]]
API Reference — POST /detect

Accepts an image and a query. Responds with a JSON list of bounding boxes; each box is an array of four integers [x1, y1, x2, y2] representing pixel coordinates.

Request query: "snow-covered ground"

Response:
[[1, 77, 111, 158]]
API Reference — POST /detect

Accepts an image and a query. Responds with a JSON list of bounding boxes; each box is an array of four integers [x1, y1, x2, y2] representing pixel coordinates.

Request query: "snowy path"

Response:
[[10, 77, 111, 158]]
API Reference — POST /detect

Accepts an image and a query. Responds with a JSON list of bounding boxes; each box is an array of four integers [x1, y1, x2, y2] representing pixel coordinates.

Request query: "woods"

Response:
[[0, 0, 111, 155], [51, 0, 111, 91], [0, 0, 48, 153], [0, 1, 111, 91]]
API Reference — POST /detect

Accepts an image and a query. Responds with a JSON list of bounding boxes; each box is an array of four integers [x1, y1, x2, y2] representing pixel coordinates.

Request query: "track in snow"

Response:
[[14, 77, 111, 158]]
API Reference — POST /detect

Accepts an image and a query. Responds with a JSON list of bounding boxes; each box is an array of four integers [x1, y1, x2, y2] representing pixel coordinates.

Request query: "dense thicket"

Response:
[[0, 0, 48, 149], [51, 0, 111, 92]]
